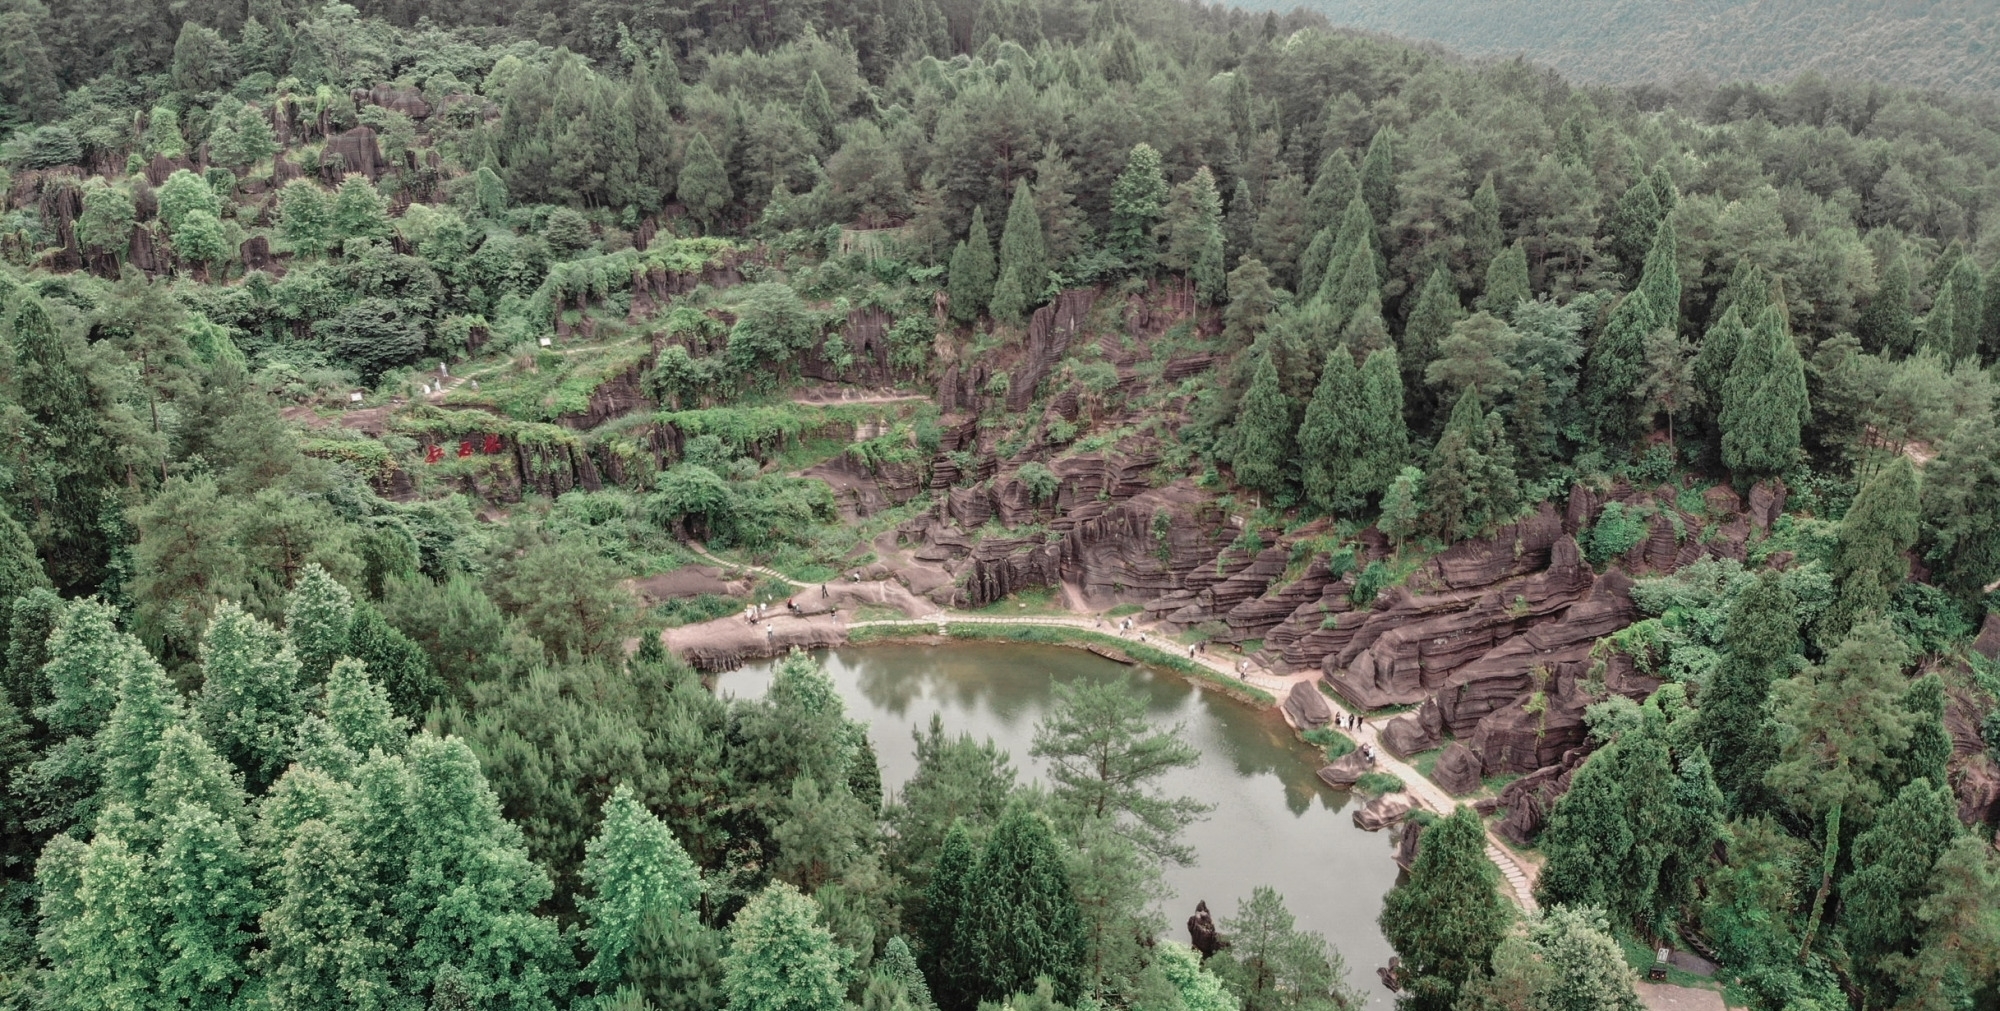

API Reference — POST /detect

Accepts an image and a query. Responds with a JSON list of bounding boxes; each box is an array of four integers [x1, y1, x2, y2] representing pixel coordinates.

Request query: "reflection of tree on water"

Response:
[[737, 640, 1405, 1006]]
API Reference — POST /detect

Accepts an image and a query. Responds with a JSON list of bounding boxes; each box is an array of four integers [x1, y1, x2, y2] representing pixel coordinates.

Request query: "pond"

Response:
[[729, 642, 1402, 1007]]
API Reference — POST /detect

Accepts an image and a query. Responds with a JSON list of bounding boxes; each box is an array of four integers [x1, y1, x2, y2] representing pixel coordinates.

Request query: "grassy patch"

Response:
[[654, 593, 743, 628], [855, 603, 907, 622], [1301, 726, 1356, 760], [1105, 603, 1144, 617], [1355, 771, 1406, 795], [1615, 935, 1743, 1002], [1411, 748, 1443, 781]]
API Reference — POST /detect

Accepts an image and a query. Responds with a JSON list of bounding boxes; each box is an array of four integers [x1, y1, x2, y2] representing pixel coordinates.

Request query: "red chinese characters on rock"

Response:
[[424, 443, 443, 464], [458, 439, 474, 458], [484, 433, 502, 454]]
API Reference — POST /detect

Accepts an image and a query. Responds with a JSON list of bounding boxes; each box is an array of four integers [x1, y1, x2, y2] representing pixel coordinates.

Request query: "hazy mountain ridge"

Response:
[[1264, 0, 2000, 93]]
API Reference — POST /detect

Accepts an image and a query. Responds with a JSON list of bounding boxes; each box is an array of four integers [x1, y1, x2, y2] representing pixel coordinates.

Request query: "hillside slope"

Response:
[[1265, 0, 2000, 94]]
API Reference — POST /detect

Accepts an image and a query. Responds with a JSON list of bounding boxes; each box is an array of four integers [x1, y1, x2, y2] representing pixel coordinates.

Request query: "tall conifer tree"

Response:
[[1857, 253, 1915, 355], [957, 804, 1086, 1005], [1298, 346, 1365, 515], [1401, 265, 1463, 423], [1231, 348, 1296, 498], [1379, 807, 1507, 1011], [1476, 241, 1529, 320], [1694, 572, 1800, 812], [1827, 458, 1921, 639], [948, 206, 996, 324], [1719, 305, 1808, 479]]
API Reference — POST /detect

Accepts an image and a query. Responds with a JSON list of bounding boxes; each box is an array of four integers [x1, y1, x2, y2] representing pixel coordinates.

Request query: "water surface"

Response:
[[729, 642, 1400, 1006]]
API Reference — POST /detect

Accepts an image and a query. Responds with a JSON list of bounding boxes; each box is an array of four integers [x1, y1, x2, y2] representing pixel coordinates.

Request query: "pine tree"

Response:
[[1225, 178, 1257, 268], [1719, 305, 1808, 479], [1606, 176, 1663, 284], [880, 937, 937, 1011], [1583, 220, 1678, 446], [1296, 228, 1336, 301], [1690, 304, 1744, 419], [1298, 346, 1365, 515], [1401, 265, 1463, 423], [677, 131, 733, 233], [917, 819, 978, 1009], [10, 294, 119, 592], [285, 563, 353, 684], [1477, 241, 1529, 321], [1827, 457, 1921, 639], [1466, 173, 1502, 279], [1354, 348, 1411, 504], [1109, 143, 1168, 271], [1232, 348, 1296, 498], [155, 799, 261, 1009], [394, 733, 567, 1003], [1920, 276, 1959, 359], [989, 268, 1027, 326], [344, 604, 443, 724], [1941, 255, 1984, 361], [1423, 387, 1518, 541], [1534, 742, 1633, 913], [323, 658, 407, 758], [1857, 252, 1915, 355], [722, 881, 853, 1011], [0, 503, 48, 650], [1979, 268, 2000, 363], [255, 817, 396, 1011], [143, 723, 245, 826], [1887, 675, 1951, 798], [197, 602, 305, 793], [957, 804, 1087, 1005], [1918, 415, 2000, 612], [1304, 150, 1357, 236], [800, 70, 838, 154], [96, 649, 185, 810], [1656, 748, 1726, 921], [37, 815, 164, 1010], [1840, 777, 1959, 1006], [948, 205, 996, 324], [1321, 191, 1384, 297], [1251, 174, 1308, 290], [997, 178, 1049, 312], [1694, 572, 1800, 812], [1358, 126, 1398, 229], [1379, 807, 1507, 1011], [580, 784, 702, 992], [1319, 235, 1382, 332], [1766, 619, 1917, 824]]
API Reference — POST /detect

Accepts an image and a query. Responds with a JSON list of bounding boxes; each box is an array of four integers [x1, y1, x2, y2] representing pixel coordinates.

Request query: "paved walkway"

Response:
[[682, 544, 1539, 910]]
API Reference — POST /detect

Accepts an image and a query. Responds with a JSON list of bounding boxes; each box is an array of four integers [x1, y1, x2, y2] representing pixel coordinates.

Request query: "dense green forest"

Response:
[[1254, 0, 2000, 96], [1, 1, 1999, 1011]]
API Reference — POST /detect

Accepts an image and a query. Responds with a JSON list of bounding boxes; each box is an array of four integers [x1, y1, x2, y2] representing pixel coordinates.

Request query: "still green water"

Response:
[[730, 642, 1401, 1006]]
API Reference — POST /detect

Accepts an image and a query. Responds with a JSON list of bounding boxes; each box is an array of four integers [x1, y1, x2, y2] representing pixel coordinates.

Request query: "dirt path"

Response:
[[677, 544, 1541, 909]]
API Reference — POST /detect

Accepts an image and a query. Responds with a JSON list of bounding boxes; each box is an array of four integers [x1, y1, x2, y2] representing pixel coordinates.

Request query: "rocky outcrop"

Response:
[[1354, 793, 1417, 831], [1325, 529, 1597, 710], [1284, 681, 1332, 729], [1433, 742, 1484, 795], [320, 127, 384, 180], [664, 615, 849, 671], [1188, 901, 1222, 957], [1380, 700, 1445, 758], [1007, 289, 1097, 412], [1317, 751, 1371, 788], [1973, 612, 2000, 660], [1494, 747, 1591, 845]]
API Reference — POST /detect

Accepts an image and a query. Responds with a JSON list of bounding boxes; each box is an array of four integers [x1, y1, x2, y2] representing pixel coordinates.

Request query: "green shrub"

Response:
[[1350, 559, 1390, 607], [1583, 502, 1646, 566]]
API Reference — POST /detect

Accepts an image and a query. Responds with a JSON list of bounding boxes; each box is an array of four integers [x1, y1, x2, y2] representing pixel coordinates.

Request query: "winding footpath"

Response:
[[681, 544, 1539, 910]]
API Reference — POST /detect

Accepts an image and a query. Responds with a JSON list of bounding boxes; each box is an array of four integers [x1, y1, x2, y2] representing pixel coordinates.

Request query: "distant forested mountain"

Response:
[[1255, 0, 2000, 94]]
